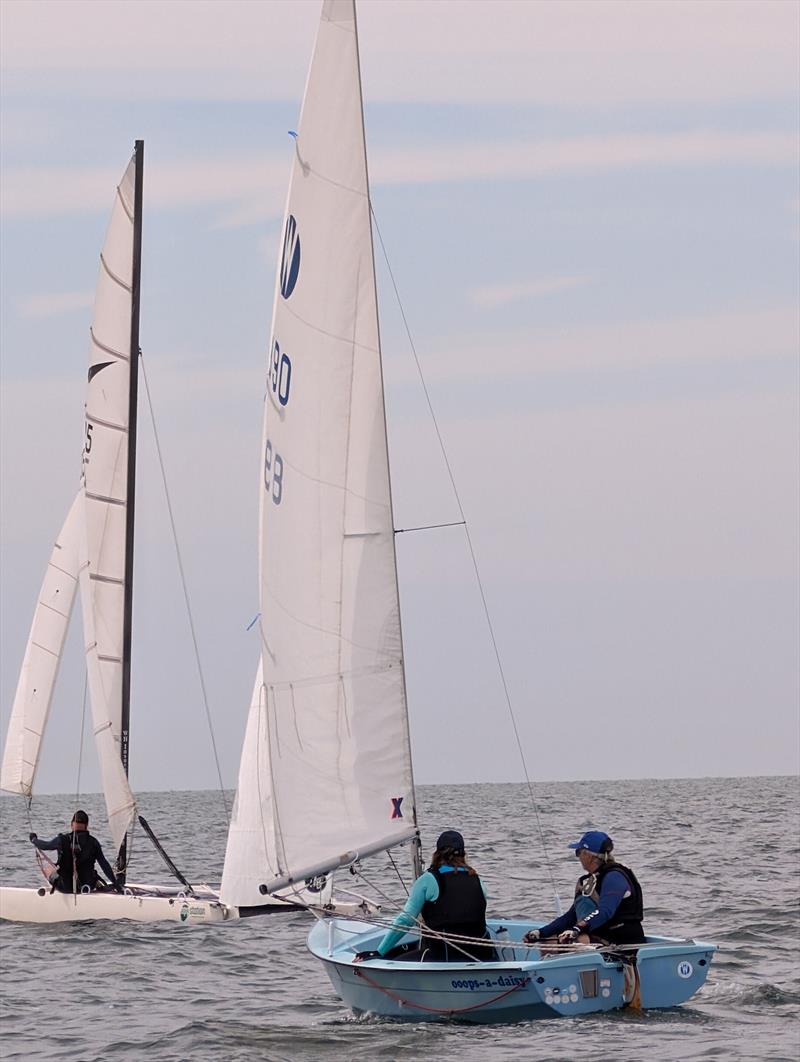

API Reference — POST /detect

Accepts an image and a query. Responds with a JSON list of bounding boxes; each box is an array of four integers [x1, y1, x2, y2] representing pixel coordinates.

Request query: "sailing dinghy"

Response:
[[233, 0, 716, 1020], [0, 144, 233, 925]]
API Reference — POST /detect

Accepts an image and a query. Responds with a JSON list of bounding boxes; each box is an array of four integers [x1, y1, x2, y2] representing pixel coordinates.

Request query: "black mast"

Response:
[[118, 139, 144, 877]]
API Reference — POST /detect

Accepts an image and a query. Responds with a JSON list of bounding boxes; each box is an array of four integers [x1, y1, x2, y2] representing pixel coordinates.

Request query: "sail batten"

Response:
[[221, 0, 416, 907]]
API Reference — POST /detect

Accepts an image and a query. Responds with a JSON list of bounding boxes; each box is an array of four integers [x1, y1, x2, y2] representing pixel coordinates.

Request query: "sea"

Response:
[[1, 776, 797, 1062]]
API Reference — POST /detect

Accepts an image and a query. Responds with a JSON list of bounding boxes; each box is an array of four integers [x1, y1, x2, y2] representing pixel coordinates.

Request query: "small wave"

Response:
[[100, 1019, 315, 1062], [701, 979, 799, 1007]]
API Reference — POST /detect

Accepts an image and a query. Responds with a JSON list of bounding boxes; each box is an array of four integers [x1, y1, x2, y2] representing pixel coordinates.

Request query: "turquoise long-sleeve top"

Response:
[[377, 866, 489, 956]]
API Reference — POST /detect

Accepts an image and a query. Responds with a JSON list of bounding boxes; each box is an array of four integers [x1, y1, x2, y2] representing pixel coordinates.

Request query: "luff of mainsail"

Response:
[[78, 144, 141, 854], [220, 0, 418, 908], [0, 493, 83, 796]]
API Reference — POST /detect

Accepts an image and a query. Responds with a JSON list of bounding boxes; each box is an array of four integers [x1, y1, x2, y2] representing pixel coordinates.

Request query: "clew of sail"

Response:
[[220, 0, 417, 907], [78, 152, 138, 852], [0, 493, 83, 797]]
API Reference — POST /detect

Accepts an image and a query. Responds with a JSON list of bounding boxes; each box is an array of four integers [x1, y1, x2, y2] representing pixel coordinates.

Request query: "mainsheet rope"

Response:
[[370, 205, 562, 914], [25, 670, 91, 885], [25, 797, 54, 884], [304, 897, 657, 957]]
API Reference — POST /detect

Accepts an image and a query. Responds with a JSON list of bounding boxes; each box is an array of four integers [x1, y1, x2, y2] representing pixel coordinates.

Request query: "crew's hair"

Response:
[[430, 849, 477, 876], [71, 810, 89, 826]]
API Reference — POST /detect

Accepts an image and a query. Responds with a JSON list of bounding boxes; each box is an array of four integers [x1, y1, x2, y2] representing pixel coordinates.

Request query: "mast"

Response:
[[352, 3, 422, 879], [119, 139, 143, 873]]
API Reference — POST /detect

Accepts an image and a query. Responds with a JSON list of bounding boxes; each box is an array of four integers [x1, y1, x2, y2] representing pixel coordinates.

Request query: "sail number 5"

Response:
[[264, 439, 284, 504]]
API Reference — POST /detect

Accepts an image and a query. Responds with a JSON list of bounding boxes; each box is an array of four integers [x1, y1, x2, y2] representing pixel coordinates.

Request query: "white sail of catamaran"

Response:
[[2, 150, 140, 854], [1, 493, 83, 799], [77, 148, 141, 857], [0, 144, 227, 925]]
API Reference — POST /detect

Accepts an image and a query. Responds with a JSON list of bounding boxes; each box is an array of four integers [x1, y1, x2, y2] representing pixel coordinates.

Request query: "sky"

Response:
[[1, 0, 798, 802]]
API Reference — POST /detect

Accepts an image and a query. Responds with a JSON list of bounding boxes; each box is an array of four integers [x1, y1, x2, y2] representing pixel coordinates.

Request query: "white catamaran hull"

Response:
[[0, 883, 235, 924], [0, 880, 381, 925], [308, 918, 716, 1023]]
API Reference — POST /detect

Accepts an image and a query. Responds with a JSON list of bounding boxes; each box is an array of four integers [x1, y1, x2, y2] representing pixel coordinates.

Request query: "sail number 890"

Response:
[[264, 439, 284, 504]]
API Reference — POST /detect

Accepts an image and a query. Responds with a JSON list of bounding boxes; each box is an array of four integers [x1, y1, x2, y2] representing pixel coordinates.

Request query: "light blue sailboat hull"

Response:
[[308, 918, 716, 1023]]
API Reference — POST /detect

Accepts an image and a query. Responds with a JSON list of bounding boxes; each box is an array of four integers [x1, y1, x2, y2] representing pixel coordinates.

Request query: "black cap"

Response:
[[72, 810, 89, 825], [436, 829, 465, 854]]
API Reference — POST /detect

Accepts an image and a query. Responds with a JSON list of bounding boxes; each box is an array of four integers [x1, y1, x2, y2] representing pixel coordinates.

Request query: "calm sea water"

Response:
[[1, 777, 798, 1062]]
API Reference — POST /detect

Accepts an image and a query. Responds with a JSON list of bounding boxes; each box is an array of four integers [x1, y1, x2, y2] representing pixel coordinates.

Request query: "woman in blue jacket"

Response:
[[355, 829, 495, 962]]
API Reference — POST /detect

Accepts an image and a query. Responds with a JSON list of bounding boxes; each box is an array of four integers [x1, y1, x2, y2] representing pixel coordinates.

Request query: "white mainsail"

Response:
[[221, 0, 417, 907], [79, 152, 139, 852], [0, 493, 83, 796]]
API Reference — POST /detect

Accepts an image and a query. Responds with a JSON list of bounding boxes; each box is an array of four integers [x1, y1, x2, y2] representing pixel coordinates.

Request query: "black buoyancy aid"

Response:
[[421, 867, 488, 959], [577, 861, 644, 927], [57, 831, 102, 890]]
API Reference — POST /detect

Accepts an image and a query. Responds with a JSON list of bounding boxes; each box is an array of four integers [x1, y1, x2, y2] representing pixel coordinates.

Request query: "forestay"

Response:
[[78, 153, 138, 852], [0, 492, 83, 796], [221, 0, 416, 908]]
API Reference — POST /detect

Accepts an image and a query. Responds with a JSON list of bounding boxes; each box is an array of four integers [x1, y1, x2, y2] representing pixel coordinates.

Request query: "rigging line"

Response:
[[74, 669, 89, 811], [25, 797, 50, 883], [370, 205, 562, 914], [139, 354, 230, 825], [395, 520, 465, 535], [347, 863, 408, 909], [386, 849, 410, 897]]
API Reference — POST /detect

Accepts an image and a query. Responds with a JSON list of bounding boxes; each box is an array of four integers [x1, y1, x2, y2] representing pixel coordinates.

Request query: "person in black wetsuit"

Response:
[[29, 810, 122, 894], [355, 830, 496, 963], [524, 830, 645, 949]]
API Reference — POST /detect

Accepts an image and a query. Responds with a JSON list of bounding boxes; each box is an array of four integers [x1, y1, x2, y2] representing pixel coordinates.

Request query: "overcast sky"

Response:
[[1, 0, 798, 801]]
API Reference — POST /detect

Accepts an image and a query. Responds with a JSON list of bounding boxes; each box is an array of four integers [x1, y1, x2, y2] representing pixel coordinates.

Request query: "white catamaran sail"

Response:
[[78, 150, 139, 855], [0, 143, 228, 925], [220, 0, 419, 911], [1, 154, 139, 842], [0, 492, 82, 797]]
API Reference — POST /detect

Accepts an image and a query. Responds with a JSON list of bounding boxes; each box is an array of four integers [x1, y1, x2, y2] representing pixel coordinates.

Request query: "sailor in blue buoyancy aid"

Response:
[[525, 831, 645, 948], [354, 830, 497, 962]]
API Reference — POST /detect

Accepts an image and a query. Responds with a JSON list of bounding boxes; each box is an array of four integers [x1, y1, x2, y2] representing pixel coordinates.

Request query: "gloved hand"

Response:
[[523, 928, 540, 943], [111, 879, 124, 894], [353, 950, 381, 963], [558, 927, 581, 944], [28, 832, 38, 843]]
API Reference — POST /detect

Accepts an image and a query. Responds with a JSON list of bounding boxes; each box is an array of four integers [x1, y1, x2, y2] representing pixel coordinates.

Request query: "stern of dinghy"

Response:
[[637, 936, 717, 1008]]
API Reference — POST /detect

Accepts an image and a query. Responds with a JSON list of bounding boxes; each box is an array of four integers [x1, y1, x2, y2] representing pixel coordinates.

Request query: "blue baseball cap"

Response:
[[568, 830, 612, 855]]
